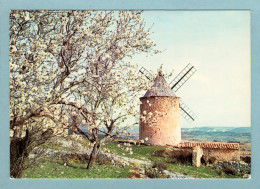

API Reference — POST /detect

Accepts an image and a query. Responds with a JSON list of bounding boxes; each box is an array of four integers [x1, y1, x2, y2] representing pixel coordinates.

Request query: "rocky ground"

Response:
[[207, 161, 251, 178]]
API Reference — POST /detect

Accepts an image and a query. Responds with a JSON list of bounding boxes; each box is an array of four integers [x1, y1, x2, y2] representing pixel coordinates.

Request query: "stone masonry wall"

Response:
[[139, 96, 181, 146], [203, 148, 240, 162]]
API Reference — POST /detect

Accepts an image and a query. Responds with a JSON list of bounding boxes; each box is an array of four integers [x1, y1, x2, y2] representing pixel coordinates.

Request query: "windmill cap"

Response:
[[143, 71, 177, 97]]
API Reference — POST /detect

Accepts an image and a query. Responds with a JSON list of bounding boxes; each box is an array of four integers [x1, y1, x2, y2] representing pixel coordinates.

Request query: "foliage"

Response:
[[222, 164, 237, 175], [152, 148, 192, 165], [144, 167, 166, 178], [9, 10, 156, 136], [96, 156, 113, 166], [60, 153, 90, 165], [152, 148, 171, 158], [9, 10, 158, 175], [152, 160, 167, 173], [213, 162, 251, 176]]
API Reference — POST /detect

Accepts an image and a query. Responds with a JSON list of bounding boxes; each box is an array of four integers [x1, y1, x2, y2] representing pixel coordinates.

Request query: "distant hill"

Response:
[[181, 127, 251, 143], [79, 126, 251, 143], [182, 127, 250, 133]]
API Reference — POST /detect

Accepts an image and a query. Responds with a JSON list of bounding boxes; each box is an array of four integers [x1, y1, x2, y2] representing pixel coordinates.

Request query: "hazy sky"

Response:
[[134, 11, 251, 128]]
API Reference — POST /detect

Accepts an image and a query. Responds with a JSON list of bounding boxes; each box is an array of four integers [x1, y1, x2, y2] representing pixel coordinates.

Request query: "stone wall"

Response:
[[203, 148, 240, 162], [139, 96, 181, 146], [177, 141, 240, 165]]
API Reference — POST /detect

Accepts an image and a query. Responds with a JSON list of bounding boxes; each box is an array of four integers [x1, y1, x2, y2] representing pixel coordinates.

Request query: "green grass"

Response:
[[105, 142, 243, 178], [22, 158, 132, 179], [38, 142, 64, 151], [167, 164, 240, 178], [23, 140, 245, 179], [105, 142, 166, 160]]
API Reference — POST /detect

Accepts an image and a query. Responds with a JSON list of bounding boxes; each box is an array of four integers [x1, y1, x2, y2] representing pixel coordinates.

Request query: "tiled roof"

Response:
[[143, 71, 176, 97], [176, 141, 240, 150]]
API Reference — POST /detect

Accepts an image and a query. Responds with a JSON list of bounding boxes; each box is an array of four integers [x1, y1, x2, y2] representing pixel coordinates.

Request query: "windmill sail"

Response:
[[139, 67, 154, 81], [180, 100, 197, 122], [170, 63, 197, 92]]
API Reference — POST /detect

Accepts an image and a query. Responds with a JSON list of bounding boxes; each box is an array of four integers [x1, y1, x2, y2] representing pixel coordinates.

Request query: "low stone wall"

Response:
[[203, 148, 240, 162], [176, 141, 241, 166]]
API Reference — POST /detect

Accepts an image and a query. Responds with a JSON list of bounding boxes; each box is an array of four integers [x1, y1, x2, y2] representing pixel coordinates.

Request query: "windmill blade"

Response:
[[169, 63, 197, 92], [180, 100, 197, 122], [139, 67, 154, 81]]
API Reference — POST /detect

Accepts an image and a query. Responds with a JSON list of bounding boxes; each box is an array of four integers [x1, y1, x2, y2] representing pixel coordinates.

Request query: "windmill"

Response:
[[139, 63, 197, 122]]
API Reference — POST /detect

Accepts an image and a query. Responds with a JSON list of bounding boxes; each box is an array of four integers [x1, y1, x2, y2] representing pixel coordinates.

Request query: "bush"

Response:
[[239, 166, 251, 175], [152, 161, 167, 173], [217, 170, 225, 176], [222, 164, 237, 175], [167, 149, 192, 165], [97, 156, 112, 165], [60, 153, 89, 164], [144, 168, 166, 178], [152, 149, 171, 157], [153, 148, 192, 165]]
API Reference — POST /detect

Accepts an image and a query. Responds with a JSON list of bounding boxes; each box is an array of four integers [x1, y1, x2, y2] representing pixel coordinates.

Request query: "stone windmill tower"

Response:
[[139, 64, 197, 146], [139, 70, 181, 146]]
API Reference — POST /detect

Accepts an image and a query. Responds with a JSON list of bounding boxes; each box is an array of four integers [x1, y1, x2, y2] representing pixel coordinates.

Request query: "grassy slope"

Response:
[[104, 142, 165, 160], [22, 159, 132, 179], [22, 141, 242, 179]]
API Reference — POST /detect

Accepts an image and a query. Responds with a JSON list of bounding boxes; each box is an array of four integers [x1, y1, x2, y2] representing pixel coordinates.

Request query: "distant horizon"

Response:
[[184, 126, 251, 128], [130, 125, 251, 134]]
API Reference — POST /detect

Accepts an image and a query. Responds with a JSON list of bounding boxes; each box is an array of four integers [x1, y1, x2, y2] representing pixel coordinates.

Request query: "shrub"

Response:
[[222, 164, 237, 175], [153, 148, 192, 165], [60, 153, 89, 164], [144, 168, 166, 178], [217, 170, 225, 177], [239, 166, 251, 175], [152, 149, 171, 158], [97, 156, 112, 165], [152, 161, 167, 173], [167, 149, 192, 165]]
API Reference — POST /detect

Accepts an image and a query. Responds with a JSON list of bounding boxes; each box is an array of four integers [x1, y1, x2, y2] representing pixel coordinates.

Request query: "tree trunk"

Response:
[[10, 132, 30, 178], [10, 129, 54, 178], [87, 141, 100, 169]]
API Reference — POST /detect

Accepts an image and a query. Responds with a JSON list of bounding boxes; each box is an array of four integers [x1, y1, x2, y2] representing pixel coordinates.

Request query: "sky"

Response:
[[133, 11, 251, 128]]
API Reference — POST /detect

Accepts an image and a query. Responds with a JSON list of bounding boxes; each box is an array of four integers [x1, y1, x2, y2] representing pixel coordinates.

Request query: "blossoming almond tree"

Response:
[[10, 10, 156, 176]]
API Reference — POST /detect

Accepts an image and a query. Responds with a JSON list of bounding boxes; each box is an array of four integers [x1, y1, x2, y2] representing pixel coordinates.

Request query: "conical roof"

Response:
[[143, 71, 176, 97]]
